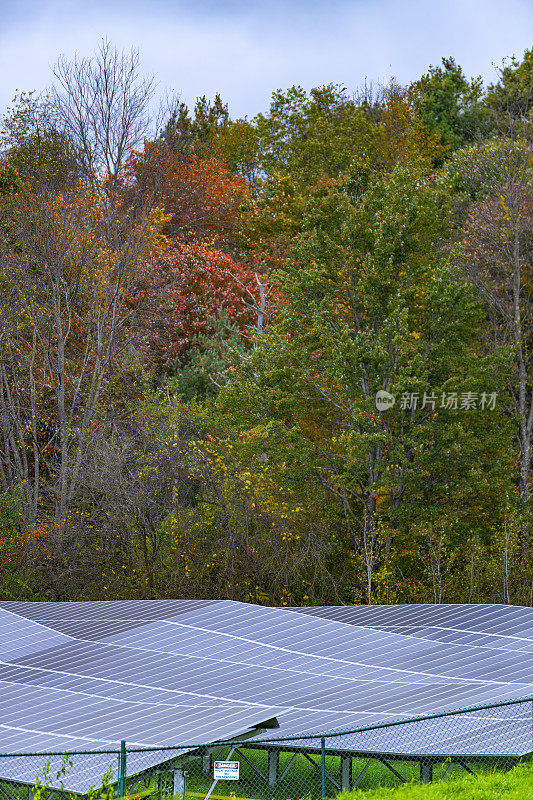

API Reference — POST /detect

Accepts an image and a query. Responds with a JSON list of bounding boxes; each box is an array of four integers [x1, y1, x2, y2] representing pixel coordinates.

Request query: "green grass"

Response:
[[126, 749, 533, 800], [176, 749, 421, 799], [338, 764, 533, 800], [2, 750, 529, 800]]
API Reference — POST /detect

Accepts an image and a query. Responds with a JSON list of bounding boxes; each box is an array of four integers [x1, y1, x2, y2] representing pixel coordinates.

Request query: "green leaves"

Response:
[[217, 161, 515, 602], [486, 48, 533, 122], [411, 57, 487, 155], [253, 84, 377, 186]]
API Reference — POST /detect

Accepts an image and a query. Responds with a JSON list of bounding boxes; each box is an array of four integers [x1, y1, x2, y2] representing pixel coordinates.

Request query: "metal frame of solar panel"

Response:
[[1, 600, 532, 795]]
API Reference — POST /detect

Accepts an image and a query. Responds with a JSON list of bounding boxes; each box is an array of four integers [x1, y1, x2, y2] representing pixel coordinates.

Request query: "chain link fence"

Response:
[[1, 696, 533, 800]]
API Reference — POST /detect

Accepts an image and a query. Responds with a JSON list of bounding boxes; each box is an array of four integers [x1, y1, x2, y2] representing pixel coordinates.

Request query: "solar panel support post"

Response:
[[420, 761, 433, 784], [268, 750, 279, 786], [202, 749, 212, 774], [118, 739, 127, 797], [340, 755, 352, 792], [321, 738, 326, 800], [173, 769, 186, 798]]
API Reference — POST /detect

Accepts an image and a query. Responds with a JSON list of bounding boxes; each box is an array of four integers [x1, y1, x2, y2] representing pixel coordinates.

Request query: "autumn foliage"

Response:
[[3, 42, 533, 606], [127, 240, 260, 373], [125, 143, 248, 245]]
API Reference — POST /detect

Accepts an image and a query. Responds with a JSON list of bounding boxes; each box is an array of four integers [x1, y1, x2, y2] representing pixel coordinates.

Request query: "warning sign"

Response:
[[213, 761, 240, 780]]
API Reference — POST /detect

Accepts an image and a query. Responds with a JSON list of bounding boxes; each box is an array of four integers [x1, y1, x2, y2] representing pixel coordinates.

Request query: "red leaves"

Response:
[[128, 240, 260, 372]]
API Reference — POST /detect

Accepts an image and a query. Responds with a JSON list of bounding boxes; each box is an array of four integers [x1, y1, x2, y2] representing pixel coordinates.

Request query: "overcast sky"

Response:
[[1, 0, 532, 119]]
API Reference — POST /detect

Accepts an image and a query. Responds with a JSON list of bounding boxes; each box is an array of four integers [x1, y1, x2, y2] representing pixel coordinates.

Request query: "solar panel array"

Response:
[[296, 603, 533, 652], [0, 600, 532, 791]]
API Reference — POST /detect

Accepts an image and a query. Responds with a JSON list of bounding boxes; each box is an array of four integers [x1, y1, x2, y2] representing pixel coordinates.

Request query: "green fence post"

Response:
[[321, 737, 326, 800], [118, 740, 127, 798]]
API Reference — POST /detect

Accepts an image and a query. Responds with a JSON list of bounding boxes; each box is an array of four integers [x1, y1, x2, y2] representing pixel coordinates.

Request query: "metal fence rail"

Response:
[[1, 695, 533, 800]]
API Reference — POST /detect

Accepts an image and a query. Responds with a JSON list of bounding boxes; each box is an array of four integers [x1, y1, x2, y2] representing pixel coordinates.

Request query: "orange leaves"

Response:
[[125, 143, 248, 246], [0, 160, 20, 197], [0, 519, 57, 576], [20, 520, 59, 541]]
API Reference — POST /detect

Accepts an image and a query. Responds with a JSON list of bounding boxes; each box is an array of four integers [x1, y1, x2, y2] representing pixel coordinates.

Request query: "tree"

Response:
[[0, 180, 165, 521], [0, 487, 25, 586], [158, 96, 262, 189], [486, 48, 533, 122], [238, 83, 443, 265], [127, 240, 262, 379], [158, 94, 229, 157], [1, 92, 78, 192], [0, 43, 165, 525], [0, 160, 19, 197], [218, 165, 514, 603], [126, 142, 248, 246], [51, 40, 155, 184], [252, 84, 377, 187], [411, 57, 486, 154], [80, 407, 189, 600], [252, 81, 443, 187], [450, 136, 533, 502]]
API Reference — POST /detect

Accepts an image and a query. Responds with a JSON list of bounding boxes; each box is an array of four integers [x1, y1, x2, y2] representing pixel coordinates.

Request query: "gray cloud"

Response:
[[0, 0, 531, 120]]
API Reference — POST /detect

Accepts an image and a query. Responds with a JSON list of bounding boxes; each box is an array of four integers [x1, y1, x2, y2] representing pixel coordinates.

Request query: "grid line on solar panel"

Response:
[[118, 608, 528, 661], [296, 604, 533, 630], [10, 598, 533, 657], [1, 657, 293, 710], [0, 700, 284, 747], [6, 604, 532, 708], [102, 602, 533, 685], [295, 605, 533, 655], [0, 599, 216, 623], [11, 620, 532, 684], [11, 652, 509, 721], [84, 629, 533, 690]]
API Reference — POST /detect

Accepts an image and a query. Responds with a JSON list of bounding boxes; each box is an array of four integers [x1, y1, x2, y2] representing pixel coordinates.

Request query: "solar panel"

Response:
[[0, 600, 532, 792], [296, 604, 533, 651]]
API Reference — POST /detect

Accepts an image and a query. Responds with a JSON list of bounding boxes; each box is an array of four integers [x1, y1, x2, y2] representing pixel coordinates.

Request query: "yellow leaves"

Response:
[[499, 194, 512, 222], [143, 206, 171, 256]]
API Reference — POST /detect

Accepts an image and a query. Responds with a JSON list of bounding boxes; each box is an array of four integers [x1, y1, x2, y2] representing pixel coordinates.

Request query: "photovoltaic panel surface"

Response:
[[295, 604, 533, 652], [1, 600, 533, 791]]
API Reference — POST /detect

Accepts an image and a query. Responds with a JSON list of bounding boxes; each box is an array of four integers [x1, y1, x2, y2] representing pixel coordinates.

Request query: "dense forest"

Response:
[[1, 42, 533, 605]]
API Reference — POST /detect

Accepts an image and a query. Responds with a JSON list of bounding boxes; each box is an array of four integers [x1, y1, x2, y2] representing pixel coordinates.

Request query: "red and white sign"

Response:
[[214, 761, 240, 781]]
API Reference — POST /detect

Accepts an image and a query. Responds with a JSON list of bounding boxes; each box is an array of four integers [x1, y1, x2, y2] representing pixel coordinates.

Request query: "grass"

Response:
[[176, 749, 421, 798], [1, 750, 530, 800], [127, 748, 532, 800], [338, 763, 533, 800]]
